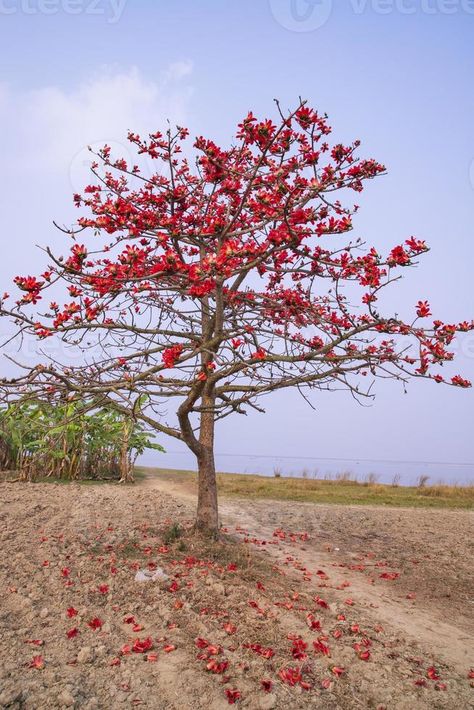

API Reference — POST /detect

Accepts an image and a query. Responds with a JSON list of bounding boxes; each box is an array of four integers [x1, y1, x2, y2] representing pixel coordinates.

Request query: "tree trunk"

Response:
[[195, 397, 218, 535], [119, 420, 134, 483]]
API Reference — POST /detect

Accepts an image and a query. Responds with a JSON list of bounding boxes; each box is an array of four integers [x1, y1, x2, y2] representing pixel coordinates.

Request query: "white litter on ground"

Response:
[[134, 568, 169, 583]]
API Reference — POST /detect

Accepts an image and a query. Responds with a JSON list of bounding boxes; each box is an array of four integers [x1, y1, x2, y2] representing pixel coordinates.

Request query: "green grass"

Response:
[[137, 467, 474, 510]]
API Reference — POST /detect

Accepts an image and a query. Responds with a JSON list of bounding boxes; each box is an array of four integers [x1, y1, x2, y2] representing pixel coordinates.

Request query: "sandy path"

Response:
[[142, 472, 474, 675]]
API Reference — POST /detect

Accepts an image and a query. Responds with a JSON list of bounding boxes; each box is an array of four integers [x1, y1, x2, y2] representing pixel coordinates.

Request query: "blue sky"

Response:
[[1, 1, 473, 478]]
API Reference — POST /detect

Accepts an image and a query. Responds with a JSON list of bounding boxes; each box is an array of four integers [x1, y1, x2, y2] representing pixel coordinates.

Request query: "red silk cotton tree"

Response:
[[1, 100, 472, 534]]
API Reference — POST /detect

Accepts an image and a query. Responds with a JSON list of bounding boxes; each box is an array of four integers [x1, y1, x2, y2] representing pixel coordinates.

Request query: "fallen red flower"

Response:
[[132, 637, 153, 654], [29, 655, 45, 670], [427, 666, 440, 681], [195, 637, 210, 649], [306, 613, 321, 631], [66, 627, 79, 639], [379, 572, 400, 581], [223, 622, 237, 635], [244, 644, 274, 659], [278, 667, 302, 686], [314, 596, 329, 609], [313, 640, 330, 656], [291, 638, 308, 660], [261, 679, 273, 692], [88, 618, 103, 630], [225, 688, 241, 704], [206, 659, 229, 674], [66, 607, 78, 618]]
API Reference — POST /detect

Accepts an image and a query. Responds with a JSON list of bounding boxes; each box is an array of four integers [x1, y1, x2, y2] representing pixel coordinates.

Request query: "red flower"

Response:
[[406, 237, 428, 253], [314, 596, 329, 609], [66, 627, 79, 639], [306, 613, 321, 631], [451, 375, 471, 388], [206, 659, 229, 674], [261, 679, 273, 692], [278, 667, 302, 687], [223, 622, 237, 635], [162, 344, 183, 369], [244, 643, 274, 659], [379, 572, 399, 581], [88, 618, 103, 630], [291, 638, 308, 660], [313, 640, 330, 656], [132, 637, 153, 654], [29, 655, 45, 670], [98, 584, 109, 595], [225, 689, 241, 705], [66, 607, 78, 618], [416, 300, 431, 318], [427, 666, 440, 681]]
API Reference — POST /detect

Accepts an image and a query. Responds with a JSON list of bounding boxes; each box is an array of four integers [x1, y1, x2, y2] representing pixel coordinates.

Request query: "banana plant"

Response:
[[0, 396, 163, 481]]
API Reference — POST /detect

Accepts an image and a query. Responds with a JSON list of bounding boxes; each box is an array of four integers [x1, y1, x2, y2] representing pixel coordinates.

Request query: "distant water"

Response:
[[138, 450, 474, 487]]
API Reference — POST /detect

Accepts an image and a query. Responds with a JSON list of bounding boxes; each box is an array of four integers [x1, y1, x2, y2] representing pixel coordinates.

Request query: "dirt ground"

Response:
[[0, 475, 472, 710]]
